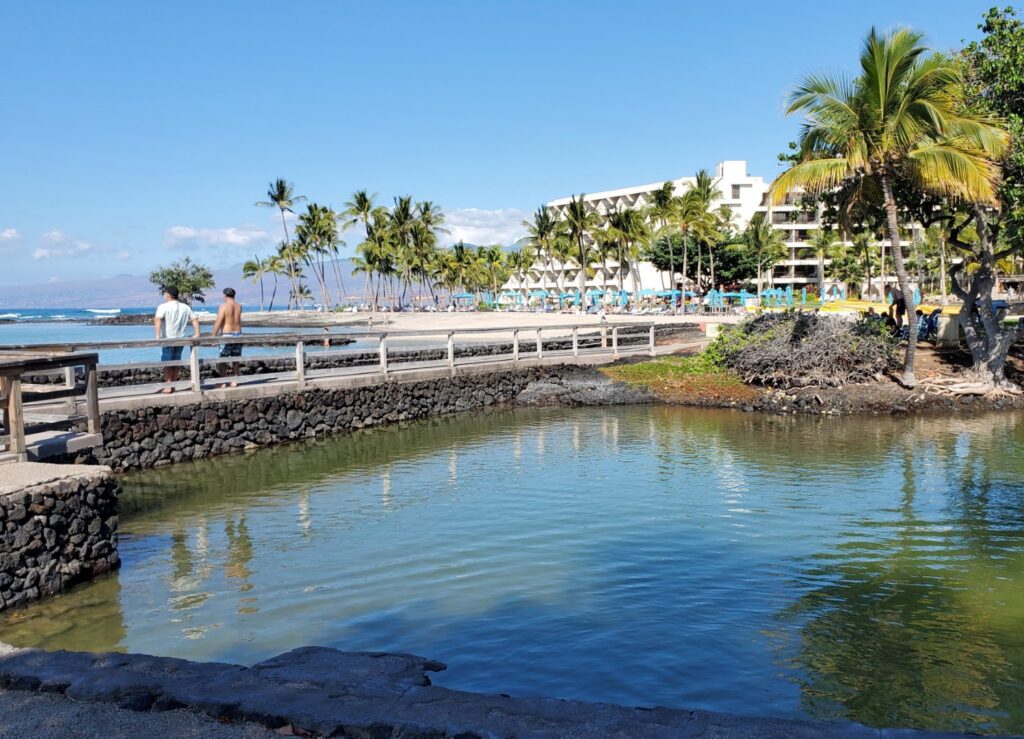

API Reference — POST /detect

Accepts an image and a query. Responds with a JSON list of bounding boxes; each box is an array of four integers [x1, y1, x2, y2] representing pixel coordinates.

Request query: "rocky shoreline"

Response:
[[0, 643, 964, 738], [646, 373, 1024, 416]]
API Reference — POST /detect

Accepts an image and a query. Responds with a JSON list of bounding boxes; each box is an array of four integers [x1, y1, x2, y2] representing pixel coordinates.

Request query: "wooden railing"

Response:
[[0, 351, 101, 462], [0, 322, 662, 397]]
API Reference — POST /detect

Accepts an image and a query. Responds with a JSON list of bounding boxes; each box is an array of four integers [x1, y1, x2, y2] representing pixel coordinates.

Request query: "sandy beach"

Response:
[[221, 310, 734, 338]]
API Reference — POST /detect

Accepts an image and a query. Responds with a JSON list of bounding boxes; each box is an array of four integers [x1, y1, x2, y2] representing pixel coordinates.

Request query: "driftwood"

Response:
[[714, 313, 897, 388], [919, 375, 1023, 398]]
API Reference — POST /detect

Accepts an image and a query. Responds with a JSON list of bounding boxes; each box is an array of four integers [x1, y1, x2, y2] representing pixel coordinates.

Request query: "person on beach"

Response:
[[888, 286, 906, 330], [214, 287, 243, 387], [155, 286, 200, 393]]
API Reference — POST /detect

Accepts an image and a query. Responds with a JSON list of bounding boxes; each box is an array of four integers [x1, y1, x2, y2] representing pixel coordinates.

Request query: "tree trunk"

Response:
[[666, 224, 676, 309], [682, 237, 689, 297], [577, 238, 586, 299], [279, 209, 301, 310], [696, 243, 703, 294], [880, 172, 917, 387], [269, 273, 278, 311], [880, 242, 887, 301], [940, 237, 947, 302], [818, 251, 825, 299]]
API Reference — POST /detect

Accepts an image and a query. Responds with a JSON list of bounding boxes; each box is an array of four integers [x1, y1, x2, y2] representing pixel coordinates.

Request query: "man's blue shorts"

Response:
[[161, 346, 184, 362]]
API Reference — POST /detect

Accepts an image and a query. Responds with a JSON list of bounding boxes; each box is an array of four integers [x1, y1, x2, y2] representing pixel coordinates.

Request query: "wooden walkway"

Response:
[[2, 322, 704, 461]]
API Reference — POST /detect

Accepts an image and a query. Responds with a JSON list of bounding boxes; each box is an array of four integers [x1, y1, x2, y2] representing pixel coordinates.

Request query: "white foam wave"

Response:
[[86, 308, 121, 314]]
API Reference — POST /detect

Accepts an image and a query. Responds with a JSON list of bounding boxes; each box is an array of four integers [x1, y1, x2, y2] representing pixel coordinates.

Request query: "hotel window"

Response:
[[731, 185, 741, 199]]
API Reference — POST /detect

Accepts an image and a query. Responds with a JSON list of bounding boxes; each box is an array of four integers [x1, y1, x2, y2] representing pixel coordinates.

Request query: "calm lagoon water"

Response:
[[2, 405, 1024, 734]]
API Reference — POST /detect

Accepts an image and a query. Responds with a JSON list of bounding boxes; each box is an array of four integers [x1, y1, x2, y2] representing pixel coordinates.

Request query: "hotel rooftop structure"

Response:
[[506, 159, 921, 299]]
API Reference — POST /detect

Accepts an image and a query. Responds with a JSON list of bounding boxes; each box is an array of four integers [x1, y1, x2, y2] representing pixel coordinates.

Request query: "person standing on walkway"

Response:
[[213, 287, 243, 387], [154, 286, 200, 394]]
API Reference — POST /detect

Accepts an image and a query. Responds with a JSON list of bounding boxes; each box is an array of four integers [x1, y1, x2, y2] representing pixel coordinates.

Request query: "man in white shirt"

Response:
[[154, 285, 201, 393]]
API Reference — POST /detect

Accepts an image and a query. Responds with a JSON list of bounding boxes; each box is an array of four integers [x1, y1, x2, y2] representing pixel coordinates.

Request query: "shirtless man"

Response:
[[214, 287, 243, 387]]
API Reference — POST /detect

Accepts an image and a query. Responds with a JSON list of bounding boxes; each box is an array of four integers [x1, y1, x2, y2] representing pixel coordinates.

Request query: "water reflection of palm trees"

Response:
[[777, 414, 1024, 734]]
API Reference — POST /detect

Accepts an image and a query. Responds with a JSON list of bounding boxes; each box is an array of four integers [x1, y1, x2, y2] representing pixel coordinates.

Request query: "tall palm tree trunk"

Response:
[[255, 255, 266, 311], [818, 250, 825, 298], [682, 238, 689, 297], [279, 208, 301, 310], [939, 237, 947, 302], [881, 173, 917, 386], [269, 273, 278, 311]]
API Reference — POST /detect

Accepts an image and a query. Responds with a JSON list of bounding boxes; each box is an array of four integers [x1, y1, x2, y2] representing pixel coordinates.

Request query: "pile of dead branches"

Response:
[[708, 312, 898, 388]]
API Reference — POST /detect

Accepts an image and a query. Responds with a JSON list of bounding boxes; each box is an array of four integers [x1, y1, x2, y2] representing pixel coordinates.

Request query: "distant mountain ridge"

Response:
[[0, 260, 358, 309]]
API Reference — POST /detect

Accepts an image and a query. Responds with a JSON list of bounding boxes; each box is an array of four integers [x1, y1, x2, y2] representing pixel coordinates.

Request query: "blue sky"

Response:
[[0, 0, 999, 287]]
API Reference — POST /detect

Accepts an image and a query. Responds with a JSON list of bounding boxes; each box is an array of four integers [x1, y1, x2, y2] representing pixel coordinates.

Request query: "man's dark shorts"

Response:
[[161, 346, 183, 362], [220, 332, 243, 358]]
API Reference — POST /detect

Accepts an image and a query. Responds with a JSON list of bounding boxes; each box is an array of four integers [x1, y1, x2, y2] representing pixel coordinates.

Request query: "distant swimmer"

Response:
[[214, 287, 243, 387]]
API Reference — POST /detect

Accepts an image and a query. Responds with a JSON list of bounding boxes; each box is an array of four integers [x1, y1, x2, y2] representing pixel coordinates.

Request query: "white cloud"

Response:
[[441, 208, 530, 247], [0, 228, 20, 242], [31, 231, 93, 260], [47, 276, 61, 284], [117, 250, 132, 260], [164, 225, 273, 248]]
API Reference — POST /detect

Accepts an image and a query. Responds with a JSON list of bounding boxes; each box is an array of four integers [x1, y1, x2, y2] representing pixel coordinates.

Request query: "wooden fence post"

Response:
[[536, 328, 543, 359], [64, 366, 77, 415], [295, 341, 306, 383], [447, 332, 455, 371], [648, 324, 656, 356], [612, 327, 619, 356], [189, 343, 201, 393], [379, 334, 389, 374], [85, 362, 100, 434], [2, 376, 26, 460], [513, 329, 519, 362]]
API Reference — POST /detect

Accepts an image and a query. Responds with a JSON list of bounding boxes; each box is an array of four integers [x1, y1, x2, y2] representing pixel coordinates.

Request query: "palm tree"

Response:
[[607, 207, 651, 292], [807, 229, 839, 298], [649, 181, 677, 291], [563, 196, 601, 299], [265, 253, 285, 310], [256, 179, 306, 308], [740, 213, 788, 300], [520, 206, 560, 292], [477, 245, 506, 303], [341, 190, 378, 308], [771, 27, 1008, 386], [241, 255, 267, 311]]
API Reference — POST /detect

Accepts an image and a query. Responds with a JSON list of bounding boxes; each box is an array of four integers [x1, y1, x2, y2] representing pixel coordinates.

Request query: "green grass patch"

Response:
[[602, 353, 758, 403], [602, 354, 727, 384]]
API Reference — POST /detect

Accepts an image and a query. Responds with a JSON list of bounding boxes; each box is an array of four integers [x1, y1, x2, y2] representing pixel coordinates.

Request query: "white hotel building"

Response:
[[505, 159, 920, 299]]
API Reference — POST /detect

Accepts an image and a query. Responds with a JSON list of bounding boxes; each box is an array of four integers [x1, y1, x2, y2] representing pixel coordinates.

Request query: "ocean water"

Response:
[[0, 308, 375, 363]]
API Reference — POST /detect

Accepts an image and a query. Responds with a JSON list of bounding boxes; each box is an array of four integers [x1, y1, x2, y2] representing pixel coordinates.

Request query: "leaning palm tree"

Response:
[[241, 256, 267, 311], [771, 27, 1008, 386], [256, 179, 306, 308]]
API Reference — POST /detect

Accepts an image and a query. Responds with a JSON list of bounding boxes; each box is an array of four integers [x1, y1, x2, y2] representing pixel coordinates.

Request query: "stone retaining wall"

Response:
[[0, 470, 119, 612], [84, 368, 558, 471]]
